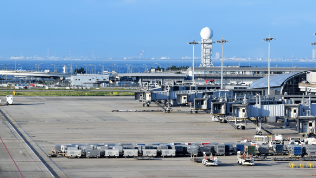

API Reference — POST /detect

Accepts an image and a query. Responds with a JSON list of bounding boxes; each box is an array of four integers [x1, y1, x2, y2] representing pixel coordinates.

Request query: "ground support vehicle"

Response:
[[237, 151, 255, 166], [202, 152, 218, 166]]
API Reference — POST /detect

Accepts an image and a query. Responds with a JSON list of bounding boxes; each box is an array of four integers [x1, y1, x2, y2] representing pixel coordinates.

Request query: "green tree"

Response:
[[75, 67, 86, 74]]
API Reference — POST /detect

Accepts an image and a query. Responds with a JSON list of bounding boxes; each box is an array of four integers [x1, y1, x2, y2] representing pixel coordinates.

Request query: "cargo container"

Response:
[[273, 144, 284, 154], [304, 145, 316, 157], [86, 149, 101, 158], [172, 145, 186, 156], [66, 150, 82, 158], [225, 145, 230, 155], [161, 149, 176, 157], [244, 146, 256, 155], [288, 145, 302, 157], [199, 145, 212, 155], [257, 144, 269, 155], [104, 149, 120, 157], [52, 144, 62, 154], [236, 144, 245, 152], [142, 149, 157, 157], [123, 149, 138, 157], [112, 146, 123, 156], [214, 144, 225, 156], [187, 145, 199, 156]]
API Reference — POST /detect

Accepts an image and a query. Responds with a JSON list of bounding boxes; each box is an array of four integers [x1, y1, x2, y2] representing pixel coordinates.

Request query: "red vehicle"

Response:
[[206, 79, 214, 83]]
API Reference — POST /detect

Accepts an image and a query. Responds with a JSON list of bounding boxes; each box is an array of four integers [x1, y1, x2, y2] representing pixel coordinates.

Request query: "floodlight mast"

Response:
[[263, 34, 275, 96], [216, 38, 228, 90], [188, 40, 199, 84], [312, 33, 316, 46]]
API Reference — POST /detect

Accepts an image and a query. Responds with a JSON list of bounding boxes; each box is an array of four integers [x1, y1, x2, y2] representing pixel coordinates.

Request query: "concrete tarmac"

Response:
[[0, 96, 315, 178]]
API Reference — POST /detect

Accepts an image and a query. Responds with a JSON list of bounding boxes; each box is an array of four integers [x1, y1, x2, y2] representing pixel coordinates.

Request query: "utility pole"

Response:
[[216, 38, 228, 90], [263, 35, 275, 96], [187, 40, 199, 84]]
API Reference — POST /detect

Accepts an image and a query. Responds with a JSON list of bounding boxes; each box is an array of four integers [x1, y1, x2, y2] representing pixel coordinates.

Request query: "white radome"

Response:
[[200, 27, 213, 39]]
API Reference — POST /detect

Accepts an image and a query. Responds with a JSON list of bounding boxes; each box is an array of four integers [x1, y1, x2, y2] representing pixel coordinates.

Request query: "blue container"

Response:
[[275, 145, 284, 153], [294, 147, 302, 155], [236, 144, 244, 152]]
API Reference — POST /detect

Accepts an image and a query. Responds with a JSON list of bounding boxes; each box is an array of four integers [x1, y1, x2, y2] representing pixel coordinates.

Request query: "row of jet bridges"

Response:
[[134, 84, 316, 137]]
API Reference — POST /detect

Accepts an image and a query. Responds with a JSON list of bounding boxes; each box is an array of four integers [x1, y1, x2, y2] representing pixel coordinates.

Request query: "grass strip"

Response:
[[0, 91, 134, 96]]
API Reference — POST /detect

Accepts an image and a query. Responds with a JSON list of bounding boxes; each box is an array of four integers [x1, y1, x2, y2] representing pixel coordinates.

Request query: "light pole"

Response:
[[84, 64, 88, 74], [38, 63, 43, 72], [51, 64, 56, 72], [216, 38, 228, 89], [143, 64, 147, 73], [113, 63, 117, 73], [187, 40, 199, 84], [263, 34, 275, 96]]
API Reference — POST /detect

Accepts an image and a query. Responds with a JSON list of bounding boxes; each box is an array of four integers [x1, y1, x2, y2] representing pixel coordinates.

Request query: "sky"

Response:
[[0, 0, 316, 59]]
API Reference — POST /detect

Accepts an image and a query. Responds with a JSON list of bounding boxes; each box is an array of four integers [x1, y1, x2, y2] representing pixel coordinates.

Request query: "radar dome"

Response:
[[200, 27, 213, 39]]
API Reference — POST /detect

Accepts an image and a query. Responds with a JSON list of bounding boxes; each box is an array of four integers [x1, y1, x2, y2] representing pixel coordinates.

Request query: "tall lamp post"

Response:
[[188, 40, 199, 84], [51, 64, 56, 72], [263, 35, 275, 96], [216, 38, 228, 90]]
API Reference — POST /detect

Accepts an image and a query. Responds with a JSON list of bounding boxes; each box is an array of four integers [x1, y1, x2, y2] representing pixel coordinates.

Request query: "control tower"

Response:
[[200, 27, 213, 67]]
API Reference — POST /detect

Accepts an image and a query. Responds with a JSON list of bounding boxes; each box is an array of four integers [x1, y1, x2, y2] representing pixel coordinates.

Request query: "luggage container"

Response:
[[123, 149, 138, 157], [104, 149, 120, 157], [170, 142, 182, 145], [244, 146, 256, 155], [187, 145, 199, 156], [142, 149, 157, 157], [86, 149, 101, 158], [225, 145, 230, 155], [214, 144, 225, 156], [199, 145, 213, 155], [273, 144, 284, 154], [161, 149, 176, 157], [172, 145, 185, 156], [288, 145, 302, 157], [112, 146, 123, 156], [66, 150, 82, 158], [257, 144, 269, 155], [60, 144, 73, 155], [52, 144, 62, 154], [222, 142, 236, 154], [236, 144, 245, 152], [304, 145, 316, 157]]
